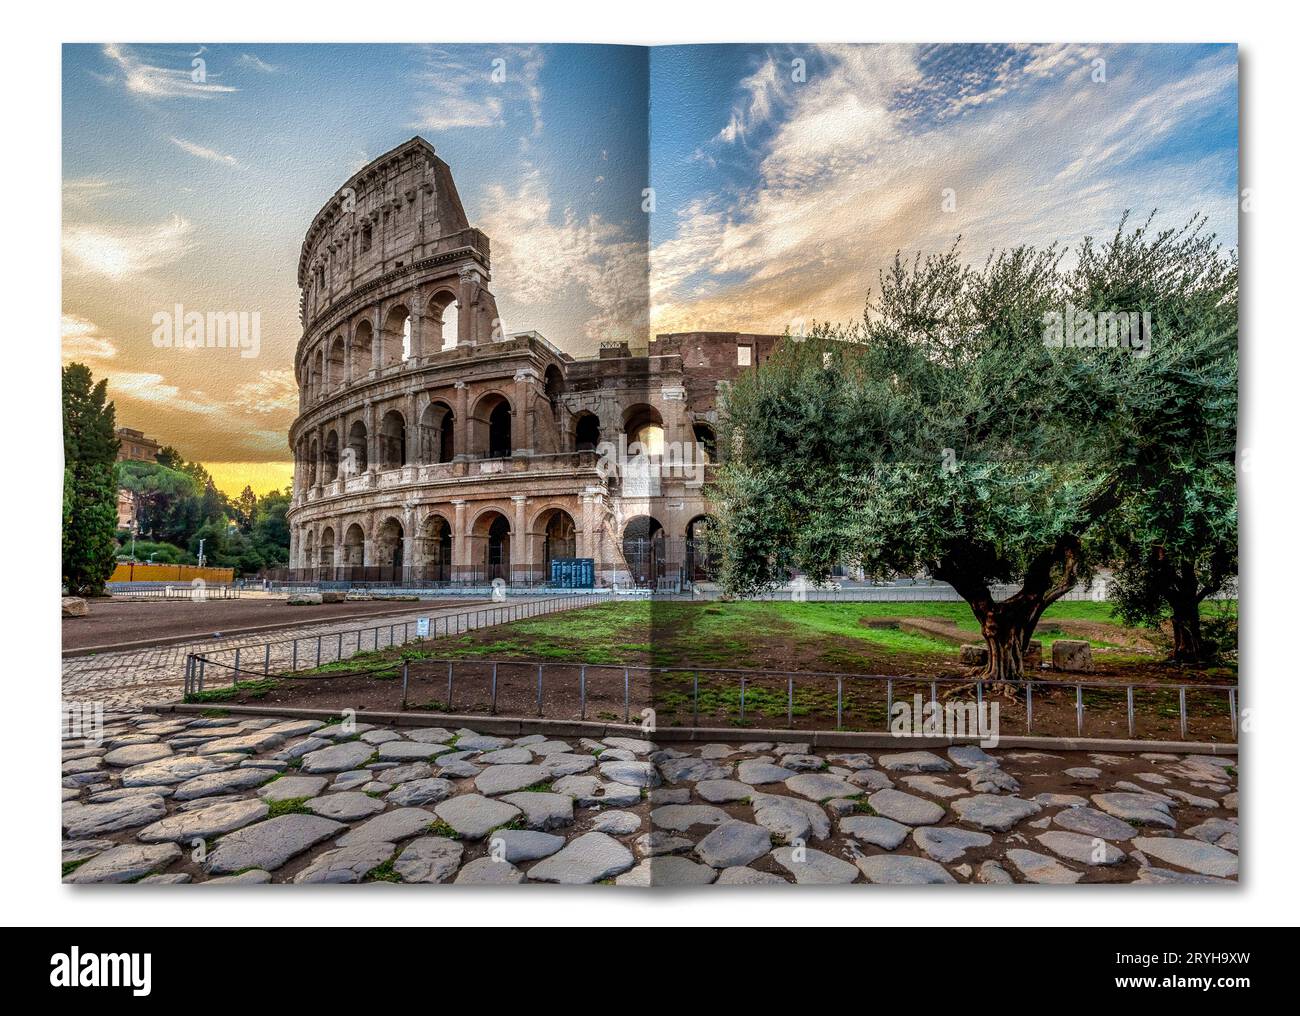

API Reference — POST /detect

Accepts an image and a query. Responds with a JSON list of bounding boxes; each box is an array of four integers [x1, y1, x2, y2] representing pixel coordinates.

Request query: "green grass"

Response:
[[62, 859, 89, 877], [184, 678, 279, 703], [364, 859, 402, 883], [265, 796, 311, 818], [427, 819, 461, 839]]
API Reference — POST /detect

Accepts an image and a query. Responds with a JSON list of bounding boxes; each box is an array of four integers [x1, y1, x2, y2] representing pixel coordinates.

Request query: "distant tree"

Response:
[[232, 484, 259, 534], [251, 488, 292, 567], [62, 363, 120, 595], [118, 460, 200, 544]]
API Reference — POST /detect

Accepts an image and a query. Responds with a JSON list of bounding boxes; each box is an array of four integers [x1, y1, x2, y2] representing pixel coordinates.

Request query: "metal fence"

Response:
[[184, 644, 1239, 742], [183, 593, 602, 697], [110, 584, 241, 601]]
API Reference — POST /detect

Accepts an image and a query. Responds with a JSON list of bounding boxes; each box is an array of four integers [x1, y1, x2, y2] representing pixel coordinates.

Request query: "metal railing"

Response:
[[183, 593, 602, 697], [110, 584, 241, 601], [184, 646, 1239, 742]]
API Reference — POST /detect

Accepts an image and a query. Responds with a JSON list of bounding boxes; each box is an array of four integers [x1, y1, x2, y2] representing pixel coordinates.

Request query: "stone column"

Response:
[[402, 503, 416, 570], [409, 295, 424, 363], [344, 332, 353, 384], [453, 381, 469, 459], [512, 495, 528, 584], [579, 490, 597, 559], [406, 392, 419, 467], [288, 526, 299, 570], [364, 401, 377, 474], [513, 368, 535, 455], [452, 499, 468, 582]]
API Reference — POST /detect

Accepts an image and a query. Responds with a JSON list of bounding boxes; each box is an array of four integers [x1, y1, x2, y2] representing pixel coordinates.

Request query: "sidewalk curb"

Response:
[[159, 702, 1237, 754]]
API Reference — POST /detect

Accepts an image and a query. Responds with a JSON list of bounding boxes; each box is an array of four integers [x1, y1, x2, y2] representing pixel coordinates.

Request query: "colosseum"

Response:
[[286, 137, 781, 589]]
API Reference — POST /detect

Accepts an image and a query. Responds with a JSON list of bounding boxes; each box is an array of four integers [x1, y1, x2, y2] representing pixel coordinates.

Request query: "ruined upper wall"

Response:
[[297, 137, 486, 326]]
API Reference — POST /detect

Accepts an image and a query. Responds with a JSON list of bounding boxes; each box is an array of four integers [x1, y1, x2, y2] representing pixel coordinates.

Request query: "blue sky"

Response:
[[62, 42, 1236, 492]]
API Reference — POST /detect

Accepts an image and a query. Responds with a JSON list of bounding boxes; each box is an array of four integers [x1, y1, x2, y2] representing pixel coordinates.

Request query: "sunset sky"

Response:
[[62, 43, 1236, 496]]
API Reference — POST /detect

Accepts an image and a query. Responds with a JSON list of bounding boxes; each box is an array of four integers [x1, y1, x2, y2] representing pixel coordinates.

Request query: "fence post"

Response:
[[740, 676, 746, 724], [401, 660, 409, 711], [623, 667, 630, 724], [1229, 688, 1238, 739], [292, 639, 298, 671], [536, 663, 544, 717], [786, 674, 793, 727], [1126, 686, 1135, 738], [579, 665, 587, 721], [836, 677, 843, 730], [1026, 682, 1034, 733], [1179, 686, 1188, 740], [693, 672, 699, 727], [446, 661, 454, 712], [233, 648, 241, 678], [1076, 684, 1083, 736], [198, 656, 205, 692], [316, 636, 322, 667], [490, 663, 498, 715], [886, 678, 893, 727], [263, 643, 270, 675]]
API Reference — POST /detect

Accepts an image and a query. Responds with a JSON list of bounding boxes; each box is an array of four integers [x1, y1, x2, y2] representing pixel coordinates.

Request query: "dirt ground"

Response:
[[62, 597, 477, 653]]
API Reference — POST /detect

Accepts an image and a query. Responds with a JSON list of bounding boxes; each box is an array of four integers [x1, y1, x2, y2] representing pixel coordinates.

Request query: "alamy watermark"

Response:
[[151, 303, 261, 358], [1042, 302, 1151, 358], [890, 693, 1000, 748]]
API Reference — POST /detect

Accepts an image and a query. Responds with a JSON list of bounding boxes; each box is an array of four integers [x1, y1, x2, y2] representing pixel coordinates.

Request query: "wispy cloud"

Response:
[[169, 136, 245, 169], [63, 215, 194, 281], [410, 45, 544, 137], [653, 44, 1237, 336], [479, 168, 646, 344], [61, 314, 119, 361], [102, 43, 237, 99], [238, 53, 279, 74]]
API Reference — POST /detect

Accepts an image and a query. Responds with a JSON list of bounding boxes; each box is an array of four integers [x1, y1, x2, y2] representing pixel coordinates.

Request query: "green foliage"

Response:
[[714, 214, 1237, 677], [62, 363, 120, 595]]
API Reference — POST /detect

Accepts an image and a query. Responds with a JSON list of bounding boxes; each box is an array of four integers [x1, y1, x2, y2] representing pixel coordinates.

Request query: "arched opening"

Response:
[[574, 412, 600, 451], [544, 365, 564, 414], [380, 305, 409, 368], [624, 403, 665, 456], [693, 422, 717, 463], [351, 320, 374, 379], [622, 515, 664, 587], [376, 516, 404, 574], [423, 288, 459, 351], [323, 430, 339, 482], [319, 526, 336, 570], [306, 438, 319, 487], [537, 508, 577, 578], [379, 410, 406, 469], [685, 514, 718, 582], [327, 336, 345, 389], [342, 523, 366, 568], [473, 393, 513, 459], [419, 401, 455, 464], [419, 514, 453, 582], [471, 510, 512, 583], [313, 349, 324, 401], [346, 420, 368, 475]]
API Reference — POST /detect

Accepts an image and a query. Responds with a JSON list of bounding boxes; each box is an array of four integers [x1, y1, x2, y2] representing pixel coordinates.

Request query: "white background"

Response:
[[4, 0, 1293, 927]]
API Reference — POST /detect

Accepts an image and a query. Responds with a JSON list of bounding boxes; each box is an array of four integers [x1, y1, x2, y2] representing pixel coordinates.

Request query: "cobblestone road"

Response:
[[61, 711, 1239, 885]]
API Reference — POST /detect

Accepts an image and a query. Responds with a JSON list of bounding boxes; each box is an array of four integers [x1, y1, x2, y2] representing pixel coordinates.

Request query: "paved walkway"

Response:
[[61, 598, 560, 711], [61, 715, 1239, 885]]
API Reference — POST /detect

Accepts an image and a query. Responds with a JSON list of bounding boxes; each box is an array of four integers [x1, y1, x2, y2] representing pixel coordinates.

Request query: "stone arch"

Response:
[[419, 400, 455, 464], [574, 411, 601, 451], [622, 514, 665, 586], [327, 336, 345, 389], [342, 522, 366, 568], [379, 409, 407, 469], [685, 514, 718, 582], [418, 512, 453, 582], [532, 505, 577, 576], [471, 391, 513, 459], [306, 436, 319, 487], [351, 320, 374, 379], [624, 403, 664, 456], [323, 429, 339, 482], [375, 515, 404, 573], [380, 304, 410, 368], [692, 421, 717, 463], [346, 419, 368, 474], [470, 507, 512, 582], [319, 525, 336, 569], [422, 286, 460, 351]]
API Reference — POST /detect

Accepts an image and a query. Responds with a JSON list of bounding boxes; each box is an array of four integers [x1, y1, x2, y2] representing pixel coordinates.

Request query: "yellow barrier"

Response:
[[110, 562, 236, 584]]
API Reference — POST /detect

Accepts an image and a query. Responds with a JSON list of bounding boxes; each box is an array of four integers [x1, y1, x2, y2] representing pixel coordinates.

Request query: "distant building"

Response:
[[116, 427, 161, 463], [115, 427, 164, 530]]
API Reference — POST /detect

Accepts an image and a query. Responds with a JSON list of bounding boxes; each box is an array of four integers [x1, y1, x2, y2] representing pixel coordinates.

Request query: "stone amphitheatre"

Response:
[[287, 135, 775, 589]]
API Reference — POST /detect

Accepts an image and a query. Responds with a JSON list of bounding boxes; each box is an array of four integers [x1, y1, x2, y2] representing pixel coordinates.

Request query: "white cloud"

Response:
[[232, 370, 298, 414], [169, 137, 245, 169], [479, 169, 647, 344], [102, 371, 180, 403], [652, 45, 1237, 337], [63, 215, 194, 281], [410, 45, 544, 137], [238, 53, 279, 74], [102, 43, 237, 99], [61, 314, 118, 361]]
